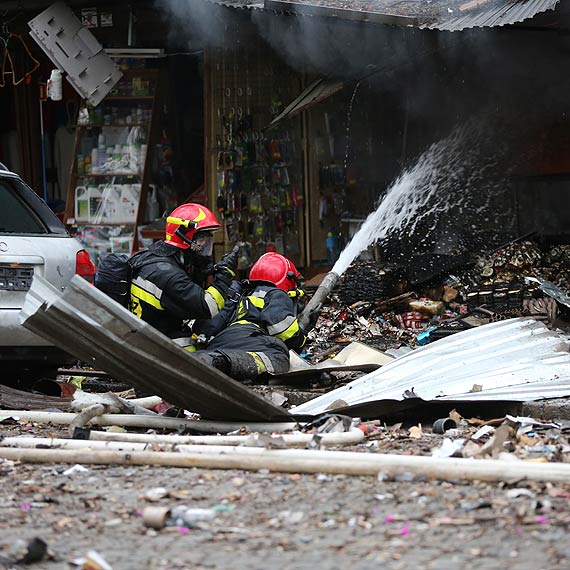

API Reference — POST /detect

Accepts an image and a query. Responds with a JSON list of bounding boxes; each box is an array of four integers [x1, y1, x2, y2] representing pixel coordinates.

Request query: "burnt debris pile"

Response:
[[306, 240, 570, 360]]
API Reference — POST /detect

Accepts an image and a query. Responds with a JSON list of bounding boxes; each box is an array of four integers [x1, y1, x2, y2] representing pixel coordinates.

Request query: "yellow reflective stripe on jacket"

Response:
[[237, 295, 265, 319], [274, 318, 300, 342], [205, 285, 225, 313], [247, 295, 265, 309], [247, 351, 270, 374], [231, 319, 261, 328], [130, 283, 164, 311], [267, 315, 295, 336]]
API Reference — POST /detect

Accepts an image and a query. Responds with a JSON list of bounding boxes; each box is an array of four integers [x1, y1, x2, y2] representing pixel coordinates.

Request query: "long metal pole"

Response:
[[1, 446, 570, 483], [38, 99, 48, 202]]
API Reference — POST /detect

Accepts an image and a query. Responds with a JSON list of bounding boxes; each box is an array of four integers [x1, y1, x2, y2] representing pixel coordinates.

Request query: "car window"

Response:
[[0, 180, 47, 234]]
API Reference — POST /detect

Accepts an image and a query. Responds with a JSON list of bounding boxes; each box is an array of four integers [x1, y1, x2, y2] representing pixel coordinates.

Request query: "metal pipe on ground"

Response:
[[0, 410, 298, 434], [299, 271, 340, 331], [1, 446, 569, 483], [81, 429, 363, 446], [0, 428, 365, 449]]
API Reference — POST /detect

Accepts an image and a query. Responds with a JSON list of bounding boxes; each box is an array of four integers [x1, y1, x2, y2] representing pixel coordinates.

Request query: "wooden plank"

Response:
[[0, 385, 72, 412]]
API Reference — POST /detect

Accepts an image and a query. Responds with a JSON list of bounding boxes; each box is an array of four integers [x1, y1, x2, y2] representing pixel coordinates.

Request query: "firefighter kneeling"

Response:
[[195, 252, 307, 382], [129, 203, 238, 349]]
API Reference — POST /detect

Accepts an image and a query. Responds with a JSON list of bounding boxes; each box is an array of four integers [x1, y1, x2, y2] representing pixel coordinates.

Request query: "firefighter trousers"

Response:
[[196, 323, 289, 381]]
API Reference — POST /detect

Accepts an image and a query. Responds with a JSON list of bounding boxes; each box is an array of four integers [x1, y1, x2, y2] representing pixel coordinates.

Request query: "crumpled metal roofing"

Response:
[[293, 318, 570, 415], [207, 0, 560, 30], [423, 0, 560, 31], [21, 275, 291, 422]]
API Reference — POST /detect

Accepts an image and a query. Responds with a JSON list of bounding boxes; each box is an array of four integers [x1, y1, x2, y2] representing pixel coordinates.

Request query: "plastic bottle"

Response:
[[121, 184, 139, 223], [88, 184, 103, 223], [146, 184, 160, 222], [74, 186, 89, 222], [91, 148, 99, 174], [98, 147, 107, 173], [113, 145, 122, 173], [76, 154, 85, 175], [142, 506, 218, 531], [47, 69, 62, 101], [107, 184, 123, 223], [106, 147, 114, 172], [168, 507, 217, 528], [326, 228, 339, 265]]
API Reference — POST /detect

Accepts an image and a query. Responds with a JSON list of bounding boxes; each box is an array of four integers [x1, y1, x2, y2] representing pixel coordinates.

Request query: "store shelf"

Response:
[[65, 68, 160, 258], [140, 228, 164, 240]]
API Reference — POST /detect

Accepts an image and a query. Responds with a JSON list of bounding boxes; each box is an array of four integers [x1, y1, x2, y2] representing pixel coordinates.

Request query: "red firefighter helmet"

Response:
[[249, 252, 301, 291], [165, 203, 220, 249]]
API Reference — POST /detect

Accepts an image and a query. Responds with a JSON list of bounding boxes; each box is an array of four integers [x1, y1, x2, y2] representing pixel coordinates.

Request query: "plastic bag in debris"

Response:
[[432, 438, 466, 458], [301, 413, 353, 434]]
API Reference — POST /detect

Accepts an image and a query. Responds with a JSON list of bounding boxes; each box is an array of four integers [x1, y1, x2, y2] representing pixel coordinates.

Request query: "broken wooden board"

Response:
[[0, 384, 72, 412]]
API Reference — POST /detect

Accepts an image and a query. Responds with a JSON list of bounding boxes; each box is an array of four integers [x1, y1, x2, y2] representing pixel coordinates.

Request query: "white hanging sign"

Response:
[[28, 1, 122, 107]]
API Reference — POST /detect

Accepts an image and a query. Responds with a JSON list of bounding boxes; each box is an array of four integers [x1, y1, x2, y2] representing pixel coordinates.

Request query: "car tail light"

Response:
[[76, 250, 96, 283]]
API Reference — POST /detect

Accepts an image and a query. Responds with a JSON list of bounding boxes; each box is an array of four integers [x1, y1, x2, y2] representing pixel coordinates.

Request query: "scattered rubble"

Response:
[[307, 239, 570, 362]]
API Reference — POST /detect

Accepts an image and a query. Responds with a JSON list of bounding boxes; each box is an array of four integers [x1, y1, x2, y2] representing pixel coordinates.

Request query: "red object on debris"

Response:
[[397, 311, 428, 330]]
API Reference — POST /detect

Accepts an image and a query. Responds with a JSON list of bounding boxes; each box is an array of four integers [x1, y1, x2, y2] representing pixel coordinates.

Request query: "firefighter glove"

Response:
[[214, 245, 239, 278]]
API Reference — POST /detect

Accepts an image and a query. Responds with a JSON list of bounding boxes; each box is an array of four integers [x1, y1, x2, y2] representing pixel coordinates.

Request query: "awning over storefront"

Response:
[[268, 77, 344, 128], [209, 0, 561, 31]]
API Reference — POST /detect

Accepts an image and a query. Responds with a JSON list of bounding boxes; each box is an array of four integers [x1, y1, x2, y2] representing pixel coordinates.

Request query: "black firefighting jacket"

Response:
[[129, 241, 232, 338], [196, 281, 307, 352]]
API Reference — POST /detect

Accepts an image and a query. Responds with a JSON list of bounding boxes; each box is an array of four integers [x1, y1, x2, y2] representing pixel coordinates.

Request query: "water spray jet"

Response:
[[299, 125, 508, 333]]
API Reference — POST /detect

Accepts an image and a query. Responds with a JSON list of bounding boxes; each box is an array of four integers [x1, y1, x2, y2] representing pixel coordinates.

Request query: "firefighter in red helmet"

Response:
[[129, 203, 238, 349], [194, 252, 307, 381]]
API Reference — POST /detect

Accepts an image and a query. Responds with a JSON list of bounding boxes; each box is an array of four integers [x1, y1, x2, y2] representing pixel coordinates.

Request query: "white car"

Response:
[[0, 164, 95, 379]]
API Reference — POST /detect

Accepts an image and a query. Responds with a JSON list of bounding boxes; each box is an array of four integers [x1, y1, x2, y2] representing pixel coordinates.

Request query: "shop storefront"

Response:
[[1, 0, 570, 277], [203, 38, 307, 274]]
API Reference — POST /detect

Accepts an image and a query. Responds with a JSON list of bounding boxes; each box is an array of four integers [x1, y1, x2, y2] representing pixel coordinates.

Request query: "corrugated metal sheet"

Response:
[[440, 378, 570, 401], [20, 275, 291, 422], [208, 0, 560, 31], [205, 0, 264, 9], [293, 318, 570, 415], [424, 0, 560, 31]]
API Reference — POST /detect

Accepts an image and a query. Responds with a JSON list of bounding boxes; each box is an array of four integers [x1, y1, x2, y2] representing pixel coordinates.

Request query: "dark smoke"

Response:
[[155, 0, 570, 254]]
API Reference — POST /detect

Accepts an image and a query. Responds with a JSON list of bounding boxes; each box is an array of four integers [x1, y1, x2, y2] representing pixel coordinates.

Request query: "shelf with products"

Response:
[[64, 68, 159, 264], [215, 128, 305, 272]]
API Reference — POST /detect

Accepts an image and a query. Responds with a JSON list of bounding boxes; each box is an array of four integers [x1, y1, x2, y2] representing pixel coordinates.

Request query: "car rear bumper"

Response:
[[0, 309, 51, 346], [0, 345, 73, 365], [0, 309, 74, 365]]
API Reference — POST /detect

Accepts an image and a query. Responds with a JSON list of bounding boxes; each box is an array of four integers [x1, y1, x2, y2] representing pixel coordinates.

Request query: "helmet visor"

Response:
[[191, 231, 214, 257]]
